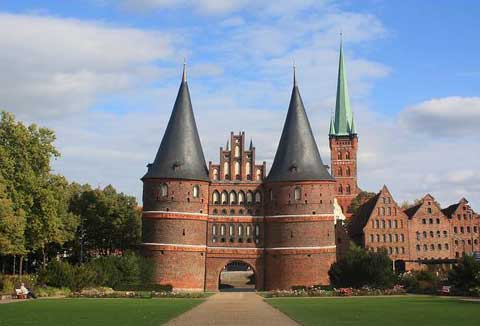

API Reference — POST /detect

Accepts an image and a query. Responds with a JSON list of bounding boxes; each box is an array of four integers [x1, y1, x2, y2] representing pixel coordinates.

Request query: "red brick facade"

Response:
[[142, 132, 337, 291], [329, 135, 358, 217], [350, 187, 480, 271]]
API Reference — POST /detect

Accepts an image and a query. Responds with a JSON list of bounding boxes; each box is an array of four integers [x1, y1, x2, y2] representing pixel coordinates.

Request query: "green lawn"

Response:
[[0, 298, 203, 326], [266, 296, 480, 326]]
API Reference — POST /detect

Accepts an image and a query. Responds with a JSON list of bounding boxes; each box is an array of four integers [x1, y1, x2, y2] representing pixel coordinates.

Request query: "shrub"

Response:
[[1, 274, 38, 293], [398, 270, 440, 294], [38, 260, 96, 291], [35, 286, 71, 298], [88, 251, 154, 289], [329, 245, 396, 289], [448, 255, 480, 295]]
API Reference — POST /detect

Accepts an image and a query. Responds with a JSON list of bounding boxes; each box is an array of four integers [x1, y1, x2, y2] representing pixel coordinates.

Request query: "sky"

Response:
[[0, 0, 479, 210]]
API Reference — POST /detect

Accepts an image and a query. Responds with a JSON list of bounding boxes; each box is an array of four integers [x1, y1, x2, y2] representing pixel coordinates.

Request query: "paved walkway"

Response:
[[166, 292, 299, 326]]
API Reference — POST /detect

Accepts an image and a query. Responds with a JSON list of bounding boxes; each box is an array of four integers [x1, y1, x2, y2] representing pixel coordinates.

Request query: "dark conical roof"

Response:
[[142, 65, 209, 181], [267, 76, 333, 182]]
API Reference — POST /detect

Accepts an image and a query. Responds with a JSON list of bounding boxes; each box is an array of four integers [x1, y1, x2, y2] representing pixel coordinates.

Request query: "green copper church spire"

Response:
[[330, 37, 355, 136]]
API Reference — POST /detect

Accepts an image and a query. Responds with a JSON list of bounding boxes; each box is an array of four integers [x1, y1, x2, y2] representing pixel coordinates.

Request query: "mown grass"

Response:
[[0, 298, 203, 326], [266, 296, 480, 326]]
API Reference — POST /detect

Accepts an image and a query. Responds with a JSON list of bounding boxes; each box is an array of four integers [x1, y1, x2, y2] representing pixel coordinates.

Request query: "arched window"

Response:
[[269, 189, 274, 201], [221, 191, 228, 205], [346, 185, 351, 194], [212, 225, 217, 235], [246, 225, 252, 236], [338, 167, 343, 176], [193, 185, 199, 198], [159, 183, 168, 198], [255, 191, 262, 203], [234, 145, 240, 157], [212, 191, 220, 204], [256, 169, 262, 181], [382, 207, 385, 215], [345, 152, 350, 159], [234, 161, 240, 179], [337, 152, 342, 160], [238, 191, 245, 204], [246, 191, 253, 204], [294, 187, 301, 201], [346, 167, 351, 176], [238, 225, 243, 237], [223, 161, 230, 179], [213, 209, 218, 215], [338, 185, 343, 193], [255, 225, 260, 236], [220, 224, 226, 236], [213, 168, 219, 180], [229, 224, 234, 236], [229, 191, 237, 204]]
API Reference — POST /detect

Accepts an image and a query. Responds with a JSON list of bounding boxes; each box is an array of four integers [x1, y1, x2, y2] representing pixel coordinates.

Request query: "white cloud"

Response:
[[399, 97, 480, 137], [0, 13, 176, 119]]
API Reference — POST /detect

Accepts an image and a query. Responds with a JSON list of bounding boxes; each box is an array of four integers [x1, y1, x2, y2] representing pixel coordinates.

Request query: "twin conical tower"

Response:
[[142, 42, 356, 290]]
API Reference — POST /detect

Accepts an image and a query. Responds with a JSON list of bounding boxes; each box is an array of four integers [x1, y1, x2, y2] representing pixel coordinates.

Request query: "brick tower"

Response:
[[141, 63, 209, 291], [329, 40, 358, 217], [264, 67, 337, 289]]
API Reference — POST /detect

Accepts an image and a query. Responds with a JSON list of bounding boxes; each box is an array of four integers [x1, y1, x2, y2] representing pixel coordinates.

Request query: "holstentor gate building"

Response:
[[141, 41, 359, 292]]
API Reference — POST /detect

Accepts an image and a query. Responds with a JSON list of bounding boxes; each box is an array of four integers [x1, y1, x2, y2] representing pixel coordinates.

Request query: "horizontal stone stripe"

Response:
[[208, 216, 263, 223], [265, 215, 334, 223], [265, 246, 336, 255], [142, 211, 208, 221], [142, 243, 206, 252]]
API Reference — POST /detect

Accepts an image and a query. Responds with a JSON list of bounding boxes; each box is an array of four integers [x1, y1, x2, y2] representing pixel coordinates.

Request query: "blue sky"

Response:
[[0, 0, 479, 209]]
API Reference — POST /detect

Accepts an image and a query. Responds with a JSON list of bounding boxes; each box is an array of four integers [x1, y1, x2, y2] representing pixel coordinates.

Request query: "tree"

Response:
[[348, 191, 376, 215], [448, 255, 480, 294], [0, 179, 26, 272], [0, 111, 76, 271], [69, 185, 141, 260], [329, 245, 396, 289]]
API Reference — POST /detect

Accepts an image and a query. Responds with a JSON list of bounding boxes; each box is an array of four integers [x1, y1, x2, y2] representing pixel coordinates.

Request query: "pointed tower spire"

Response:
[[329, 108, 336, 135], [332, 37, 355, 136], [182, 57, 187, 82], [249, 138, 253, 150], [143, 63, 208, 181], [293, 61, 297, 87], [267, 68, 333, 182], [226, 140, 230, 151]]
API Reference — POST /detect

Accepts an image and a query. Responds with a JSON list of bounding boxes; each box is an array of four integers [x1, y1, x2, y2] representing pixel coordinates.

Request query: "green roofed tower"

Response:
[[329, 38, 359, 218]]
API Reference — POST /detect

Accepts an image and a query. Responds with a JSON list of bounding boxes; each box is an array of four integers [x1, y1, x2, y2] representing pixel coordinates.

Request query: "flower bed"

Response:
[[263, 285, 406, 298], [68, 287, 211, 299]]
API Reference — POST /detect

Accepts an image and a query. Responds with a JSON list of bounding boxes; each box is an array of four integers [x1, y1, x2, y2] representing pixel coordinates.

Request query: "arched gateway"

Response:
[[219, 261, 256, 291]]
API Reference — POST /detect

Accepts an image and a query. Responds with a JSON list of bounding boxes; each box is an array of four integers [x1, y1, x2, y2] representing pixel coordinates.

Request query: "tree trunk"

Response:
[[12, 255, 16, 275], [19, 256, 23, 277]]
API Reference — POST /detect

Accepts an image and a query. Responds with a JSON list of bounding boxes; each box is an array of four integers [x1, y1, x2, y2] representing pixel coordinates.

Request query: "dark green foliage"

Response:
[[399, 270, 440, 294], [329, 245, 396, 289], [38, 252, 154, 292], [88, 251, 154, 289], [348, 191, 376, 215], [448, 255, 480, 294]]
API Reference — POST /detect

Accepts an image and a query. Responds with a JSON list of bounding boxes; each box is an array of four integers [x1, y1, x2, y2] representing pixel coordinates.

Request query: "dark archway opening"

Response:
[[219, 261, 256, 292], [394, 260, 406, 273]]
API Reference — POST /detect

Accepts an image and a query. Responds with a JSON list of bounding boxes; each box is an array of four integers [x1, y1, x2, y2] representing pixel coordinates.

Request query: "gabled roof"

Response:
[[442, 203, 460, 218], [267, 67, 333, 182], [142, 64, 209, 181], [404, 203, 422, 218], [330, 39, 356, 137], [348, 192, 380, 236]]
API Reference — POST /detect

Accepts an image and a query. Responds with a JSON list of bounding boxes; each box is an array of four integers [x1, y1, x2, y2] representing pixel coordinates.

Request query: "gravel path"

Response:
[[166, 292, 299, 326]]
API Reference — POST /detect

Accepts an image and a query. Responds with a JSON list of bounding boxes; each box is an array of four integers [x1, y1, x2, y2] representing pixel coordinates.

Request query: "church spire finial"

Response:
[[293, 60, 297, 87], [182, 57, 187, 82]]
